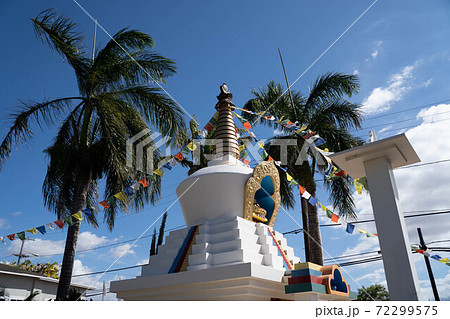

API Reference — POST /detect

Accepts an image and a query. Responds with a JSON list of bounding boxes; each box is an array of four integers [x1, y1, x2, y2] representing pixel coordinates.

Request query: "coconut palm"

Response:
[[242, 74, 363, 265], [0, 9, 187, 299]]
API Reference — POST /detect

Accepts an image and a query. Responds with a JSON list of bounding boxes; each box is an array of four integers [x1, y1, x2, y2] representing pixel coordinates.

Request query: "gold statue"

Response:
[[252, 202, 268, 223]]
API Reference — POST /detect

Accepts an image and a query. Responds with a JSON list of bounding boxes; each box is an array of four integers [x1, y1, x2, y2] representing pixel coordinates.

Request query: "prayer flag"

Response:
[[301, 191, 311, 200], [430, 255, 442, 260], [7, 234, 15, 241], [180, 146, 190, 155], [295, 125, 307, 134], [63, 215, 74, 226], [83, 208, 93, 218], [331, 213, 339, 223], [267, 155, 274, 161], [0, 237, 5, 245], [308, 196, 317, 206], [169, 158, 177, 167], [187, 141, 197, 151], [366, 232, 376, 238], [174, 152, 184, 161], [346, 223, 355, 234], [261, 150, 268, 160], [258, 141, 264, 149], [286, 173, 293, 182], [357, 227, 367, 235], [99, 200, 110, 209], [124, 187, 134, 196], [299, 185, 305, 194], [153, 168, 164, 176], [320, 203, 327, 212], [239, 144, 246, 152], [139, 177, 149, 187], [36, 226, 46, 235], [17, 232, 25, 240], [326, 208, 333, 219], [204, 122, 213, 132], [162, 162, 172, 170], [314, 137, 326, 146], [72, 211, 83, 221], [114, 192, 127, 203], [26, 228, 38, 235], [130, 181, 141, 191], [54, 220, 64, 229], [239, 149, 248, 159], [46, 223, 55, 231], [289, 179, 298, 186], [243, 122, 251, 130], [242, 158, 250, 165]]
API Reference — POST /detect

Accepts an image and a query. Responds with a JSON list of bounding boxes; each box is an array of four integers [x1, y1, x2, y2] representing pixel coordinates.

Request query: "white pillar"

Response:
[[364, 156, 421, 301]]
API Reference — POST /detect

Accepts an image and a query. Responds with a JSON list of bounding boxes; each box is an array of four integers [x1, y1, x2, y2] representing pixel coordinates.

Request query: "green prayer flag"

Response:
[[17, 231, 26, 241], [63, 215, 74, 226], [325, 208, 333, 219], [289, 179, 299, 186]]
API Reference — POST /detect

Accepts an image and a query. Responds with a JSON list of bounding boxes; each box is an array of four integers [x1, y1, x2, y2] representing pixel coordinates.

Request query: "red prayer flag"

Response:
[[7, 234, 15, 241], [99, 200, 110, 209], [204, 122, 213, 132], [374, 233, 378, 236], [331, 213, 339, 223], [174, 152, 184, 161], [241, 158, 250, 165], [243, 122, 251, 130], [335, 170, 347, 177], [267, 155, 274, 161], [298, 185, 305, 194], [139, 177, 149, 187], [54, 219, 64, 229]]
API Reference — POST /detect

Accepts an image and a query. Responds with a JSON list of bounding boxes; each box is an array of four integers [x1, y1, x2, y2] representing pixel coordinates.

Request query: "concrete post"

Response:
[[364, 156, 421, 300]]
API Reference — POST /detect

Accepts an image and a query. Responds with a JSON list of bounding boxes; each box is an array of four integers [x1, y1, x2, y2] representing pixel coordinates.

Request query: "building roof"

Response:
[[0, 263, 93, 290]]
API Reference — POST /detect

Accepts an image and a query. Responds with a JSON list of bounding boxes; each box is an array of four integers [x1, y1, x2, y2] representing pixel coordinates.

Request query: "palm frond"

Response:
[[0, 97, 81, 170]]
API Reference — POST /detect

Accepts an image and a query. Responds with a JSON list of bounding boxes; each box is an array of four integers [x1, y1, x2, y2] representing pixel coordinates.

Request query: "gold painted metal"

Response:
[[243, 161, 281, 227]]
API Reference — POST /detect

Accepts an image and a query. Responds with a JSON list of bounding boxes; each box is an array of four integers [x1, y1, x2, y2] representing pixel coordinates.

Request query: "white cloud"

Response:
[[361, 61, 420, 115], [110, 244, 136, 258], [353, 69, 360, 76], [6, 231, 111, 257], [371, 50, 379, 59], [0, 218, 8, 230], [77, 232, 109, 251], [10, 211, 21, 217]]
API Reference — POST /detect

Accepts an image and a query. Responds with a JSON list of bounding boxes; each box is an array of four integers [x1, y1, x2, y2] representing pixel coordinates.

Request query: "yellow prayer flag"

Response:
[[26, 228, 38, 234], [187, 141, 197, 151], [258, 141, 264, 149], [72, 211, 83, 221], [239, 144, 246, 152], [354, 179, 363, 195], [320, 203, 327, 212], [153, 168, 164, 176], [276, 116, 284, 123], [114, 191, 127, 204], [357, 227, 368, 234], [295, 124, 307, 133], [286, 173, 293, 182]]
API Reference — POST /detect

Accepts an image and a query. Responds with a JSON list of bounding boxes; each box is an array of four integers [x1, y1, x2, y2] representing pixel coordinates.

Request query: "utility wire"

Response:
[[283, 210, 450, 234], [362, 98, 450, 121]]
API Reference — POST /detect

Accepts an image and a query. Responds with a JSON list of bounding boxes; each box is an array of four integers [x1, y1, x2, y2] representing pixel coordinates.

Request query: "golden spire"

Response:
[[213, 83, 239, 158]]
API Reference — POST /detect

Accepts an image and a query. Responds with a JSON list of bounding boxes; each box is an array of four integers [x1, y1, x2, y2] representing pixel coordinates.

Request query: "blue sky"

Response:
[[1, 0, 450, 300]]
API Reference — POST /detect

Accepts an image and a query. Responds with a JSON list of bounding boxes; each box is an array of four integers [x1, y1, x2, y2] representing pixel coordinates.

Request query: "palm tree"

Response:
[[0, 9, 187, 299], [242, 74, 363, 265]]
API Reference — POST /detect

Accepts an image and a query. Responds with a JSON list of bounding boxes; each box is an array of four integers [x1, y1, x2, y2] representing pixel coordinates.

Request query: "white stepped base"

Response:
[[140, 216, 300, 277], [110, 262, 353, 301]]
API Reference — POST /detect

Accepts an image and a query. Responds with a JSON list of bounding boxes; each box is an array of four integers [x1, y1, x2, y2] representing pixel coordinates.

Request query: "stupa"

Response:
[[110, 85, 356, 301]]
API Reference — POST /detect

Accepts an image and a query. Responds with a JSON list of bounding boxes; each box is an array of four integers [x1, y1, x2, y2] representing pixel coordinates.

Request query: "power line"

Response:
[[283, 210, 450, 234], [72, 264, 142, 277], [396, 159, 450, 169], [324, 250, 380, 262], [352, 109, 450, 133], [362, 98, 450, 121]]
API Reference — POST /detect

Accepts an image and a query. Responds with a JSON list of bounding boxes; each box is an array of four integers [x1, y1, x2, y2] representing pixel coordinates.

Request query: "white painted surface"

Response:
[[329, 133, 420, 178], [176, 159, 253, 226], [364, 157, 422, 300]]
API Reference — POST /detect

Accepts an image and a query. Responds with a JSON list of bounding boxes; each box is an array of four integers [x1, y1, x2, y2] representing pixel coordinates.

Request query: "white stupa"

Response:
[[110, 85, 356, 301]]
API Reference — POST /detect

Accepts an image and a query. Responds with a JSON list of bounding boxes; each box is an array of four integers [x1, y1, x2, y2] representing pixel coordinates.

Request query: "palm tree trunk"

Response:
[[56, 168, 91, 300], [305, 184, 324, 265], [301, 197, 310, 262]]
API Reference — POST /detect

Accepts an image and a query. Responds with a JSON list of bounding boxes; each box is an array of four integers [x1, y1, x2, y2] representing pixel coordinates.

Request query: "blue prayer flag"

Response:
[[308, 196, 317, 206], [163, 162, 172, 170], [124, 187, 134, 196], [82, 208, 93, 218], [346, 223, 355, 234], [36, 225, 46, 235]]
